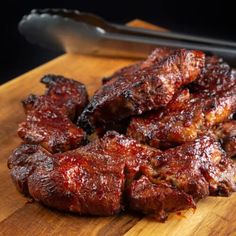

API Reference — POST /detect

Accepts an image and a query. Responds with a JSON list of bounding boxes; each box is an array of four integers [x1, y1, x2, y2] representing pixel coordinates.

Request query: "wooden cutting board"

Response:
[[0, 19, 236, 236]]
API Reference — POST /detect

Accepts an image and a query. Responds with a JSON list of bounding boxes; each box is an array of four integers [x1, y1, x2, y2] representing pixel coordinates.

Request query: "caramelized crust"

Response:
[[8, 132, 236, 221], [128, 136, 236, 221], [8, 132, 159, 215], [215, 120, 236, 158], [127, 85, 236, 149], [7, 49, 236, 222], [127, 55, 236, 150], [79, 49, 205, 133], [102, 48, 174, 85], [18, 75, 88, 153], [189, 56, 236, 94]]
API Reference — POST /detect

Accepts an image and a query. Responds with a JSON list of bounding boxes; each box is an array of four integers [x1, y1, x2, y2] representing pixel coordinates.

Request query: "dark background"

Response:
[[1, 0, 235, 84]]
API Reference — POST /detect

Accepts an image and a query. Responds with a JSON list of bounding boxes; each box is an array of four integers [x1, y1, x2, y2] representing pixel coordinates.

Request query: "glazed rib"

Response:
[[78, 49, 205, 133], [128, 135, 236, 221], [189, 56, 236, 94], [127, 54, 236, 149], [18, 75, 88, 153], [8, 132, 160, 215], [8, 132, 236, 221], [40, 75, 89, 120]]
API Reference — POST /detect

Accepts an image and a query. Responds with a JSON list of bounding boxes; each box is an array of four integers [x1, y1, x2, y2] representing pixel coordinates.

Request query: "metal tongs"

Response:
[[19, 9, 236, 65]]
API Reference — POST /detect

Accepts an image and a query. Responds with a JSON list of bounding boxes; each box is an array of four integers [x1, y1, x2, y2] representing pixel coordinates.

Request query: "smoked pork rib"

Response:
[[127, 81, 236, 149], [128, 135, 236, 221], [8, 132, 160, 215], [18, 75, 88, 153], [78, 49, 205, 133], [127, 55, 236, 149], [215, 120, 236, 158], [40, 75, 89, 120], [102, 48, 174, 85], [8, 132, 236, 221]]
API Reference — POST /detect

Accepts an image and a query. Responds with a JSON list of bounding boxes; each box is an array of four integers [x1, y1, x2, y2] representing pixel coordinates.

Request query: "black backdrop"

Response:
[[1, 0, 235, 84]]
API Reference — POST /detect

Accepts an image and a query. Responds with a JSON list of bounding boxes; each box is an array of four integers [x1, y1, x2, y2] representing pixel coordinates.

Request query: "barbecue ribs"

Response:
[[78, 49, 205, 133], [8, 132, 236, 221], [18, 75, 88, 153], [8, 48, 236, 222], [127, 55, 236, 149]]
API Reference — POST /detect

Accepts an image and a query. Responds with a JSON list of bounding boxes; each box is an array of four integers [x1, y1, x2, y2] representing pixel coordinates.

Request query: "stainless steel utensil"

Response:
[[19, 8, 236, 65]]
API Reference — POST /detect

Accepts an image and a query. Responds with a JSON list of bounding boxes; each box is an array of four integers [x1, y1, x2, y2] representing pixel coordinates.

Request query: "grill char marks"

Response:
[[127, 85, 236, 149], [18, 75, 88, 153], [8, 132, 236, 221], [78, 49, 205, 134], [8, 132, 159, 216]]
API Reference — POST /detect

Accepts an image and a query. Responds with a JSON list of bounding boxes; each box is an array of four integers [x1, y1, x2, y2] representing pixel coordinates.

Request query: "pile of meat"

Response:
[[8, 48, 236, 221]]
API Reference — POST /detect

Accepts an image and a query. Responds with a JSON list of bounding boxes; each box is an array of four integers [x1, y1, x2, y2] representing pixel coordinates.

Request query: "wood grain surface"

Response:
[[0, 20, 236, 236]]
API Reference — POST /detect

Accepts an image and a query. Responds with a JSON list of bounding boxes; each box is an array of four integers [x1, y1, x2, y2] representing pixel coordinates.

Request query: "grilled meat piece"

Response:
[[8, 143, 125, 215], [18, 96, 87, 153], [78, 49, 205, 133], [128, 136, 236, 221], [128, 176, 195, 221], [127, 55, 236, 149], [102, 48, 174, 85], [149, 136, 236, 197], [18, 75, 88, 153], [8, 132, 160, 215], [127, 85, 236, 149], [189, 56, 236, 94], [8, 132, 236, 221], [223, 137, 236, 158], [30, 74, 88, 121]]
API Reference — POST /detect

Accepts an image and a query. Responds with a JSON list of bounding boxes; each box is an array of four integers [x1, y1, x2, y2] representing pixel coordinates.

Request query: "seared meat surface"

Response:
[[102, 48, 174, 85], [18, 75, 88, 153], [127, 55, 236, 149], [189, 56, 236, 94], [8, 132, 236, 221], [215, 120, 236, 158], [128, 135, 236, 221], [127, 85, 236, 149], [79, 49, 205, 133], [8, 49, 236, 222], [40, 75, 89, 120], [8, 132, 159, 215]]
